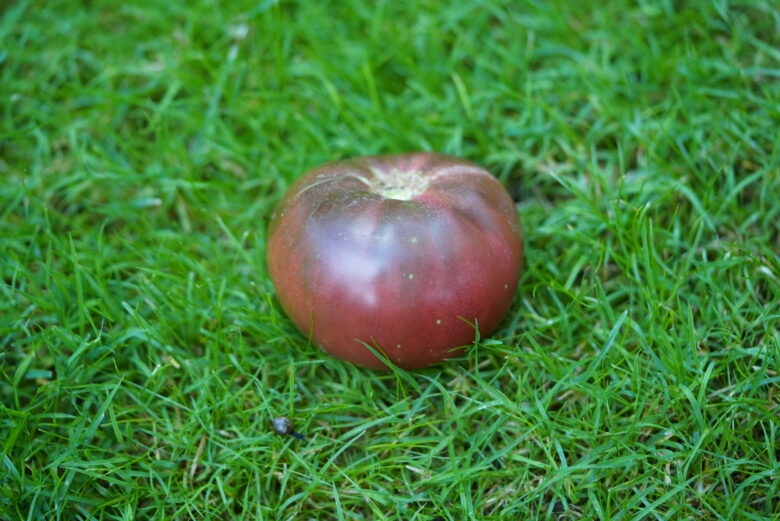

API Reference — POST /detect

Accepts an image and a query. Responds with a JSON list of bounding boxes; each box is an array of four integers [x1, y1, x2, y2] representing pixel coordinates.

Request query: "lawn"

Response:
[[1, 0, 779, 519]]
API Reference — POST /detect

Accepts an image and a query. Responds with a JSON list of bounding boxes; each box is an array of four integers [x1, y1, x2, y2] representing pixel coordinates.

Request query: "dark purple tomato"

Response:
[[267, 152, 523, 369]]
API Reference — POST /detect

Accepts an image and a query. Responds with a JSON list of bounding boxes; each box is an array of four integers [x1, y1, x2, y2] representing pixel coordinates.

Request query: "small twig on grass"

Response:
[[189, 433, 207, 486]]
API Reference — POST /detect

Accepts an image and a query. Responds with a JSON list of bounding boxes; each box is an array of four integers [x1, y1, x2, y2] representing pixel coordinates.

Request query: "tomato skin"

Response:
[[267, 152, 523, 369]]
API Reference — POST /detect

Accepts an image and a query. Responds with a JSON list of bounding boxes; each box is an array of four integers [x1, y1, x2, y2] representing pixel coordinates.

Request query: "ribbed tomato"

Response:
[[267, 152, 523, 369]]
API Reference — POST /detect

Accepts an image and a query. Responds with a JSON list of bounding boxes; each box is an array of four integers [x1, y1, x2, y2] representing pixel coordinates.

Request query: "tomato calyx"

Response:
[[367, 168, 429, 201]]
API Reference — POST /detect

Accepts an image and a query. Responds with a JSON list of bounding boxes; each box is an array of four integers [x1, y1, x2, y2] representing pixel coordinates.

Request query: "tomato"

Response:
[[267, 152, 523, 369]]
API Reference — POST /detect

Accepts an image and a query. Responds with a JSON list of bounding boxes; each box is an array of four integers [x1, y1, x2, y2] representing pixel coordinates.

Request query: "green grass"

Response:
[[1, 0, 779, 519]]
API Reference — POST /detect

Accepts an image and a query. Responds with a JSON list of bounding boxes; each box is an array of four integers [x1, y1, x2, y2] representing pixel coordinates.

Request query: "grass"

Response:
[[1, 0, 779, 519]]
